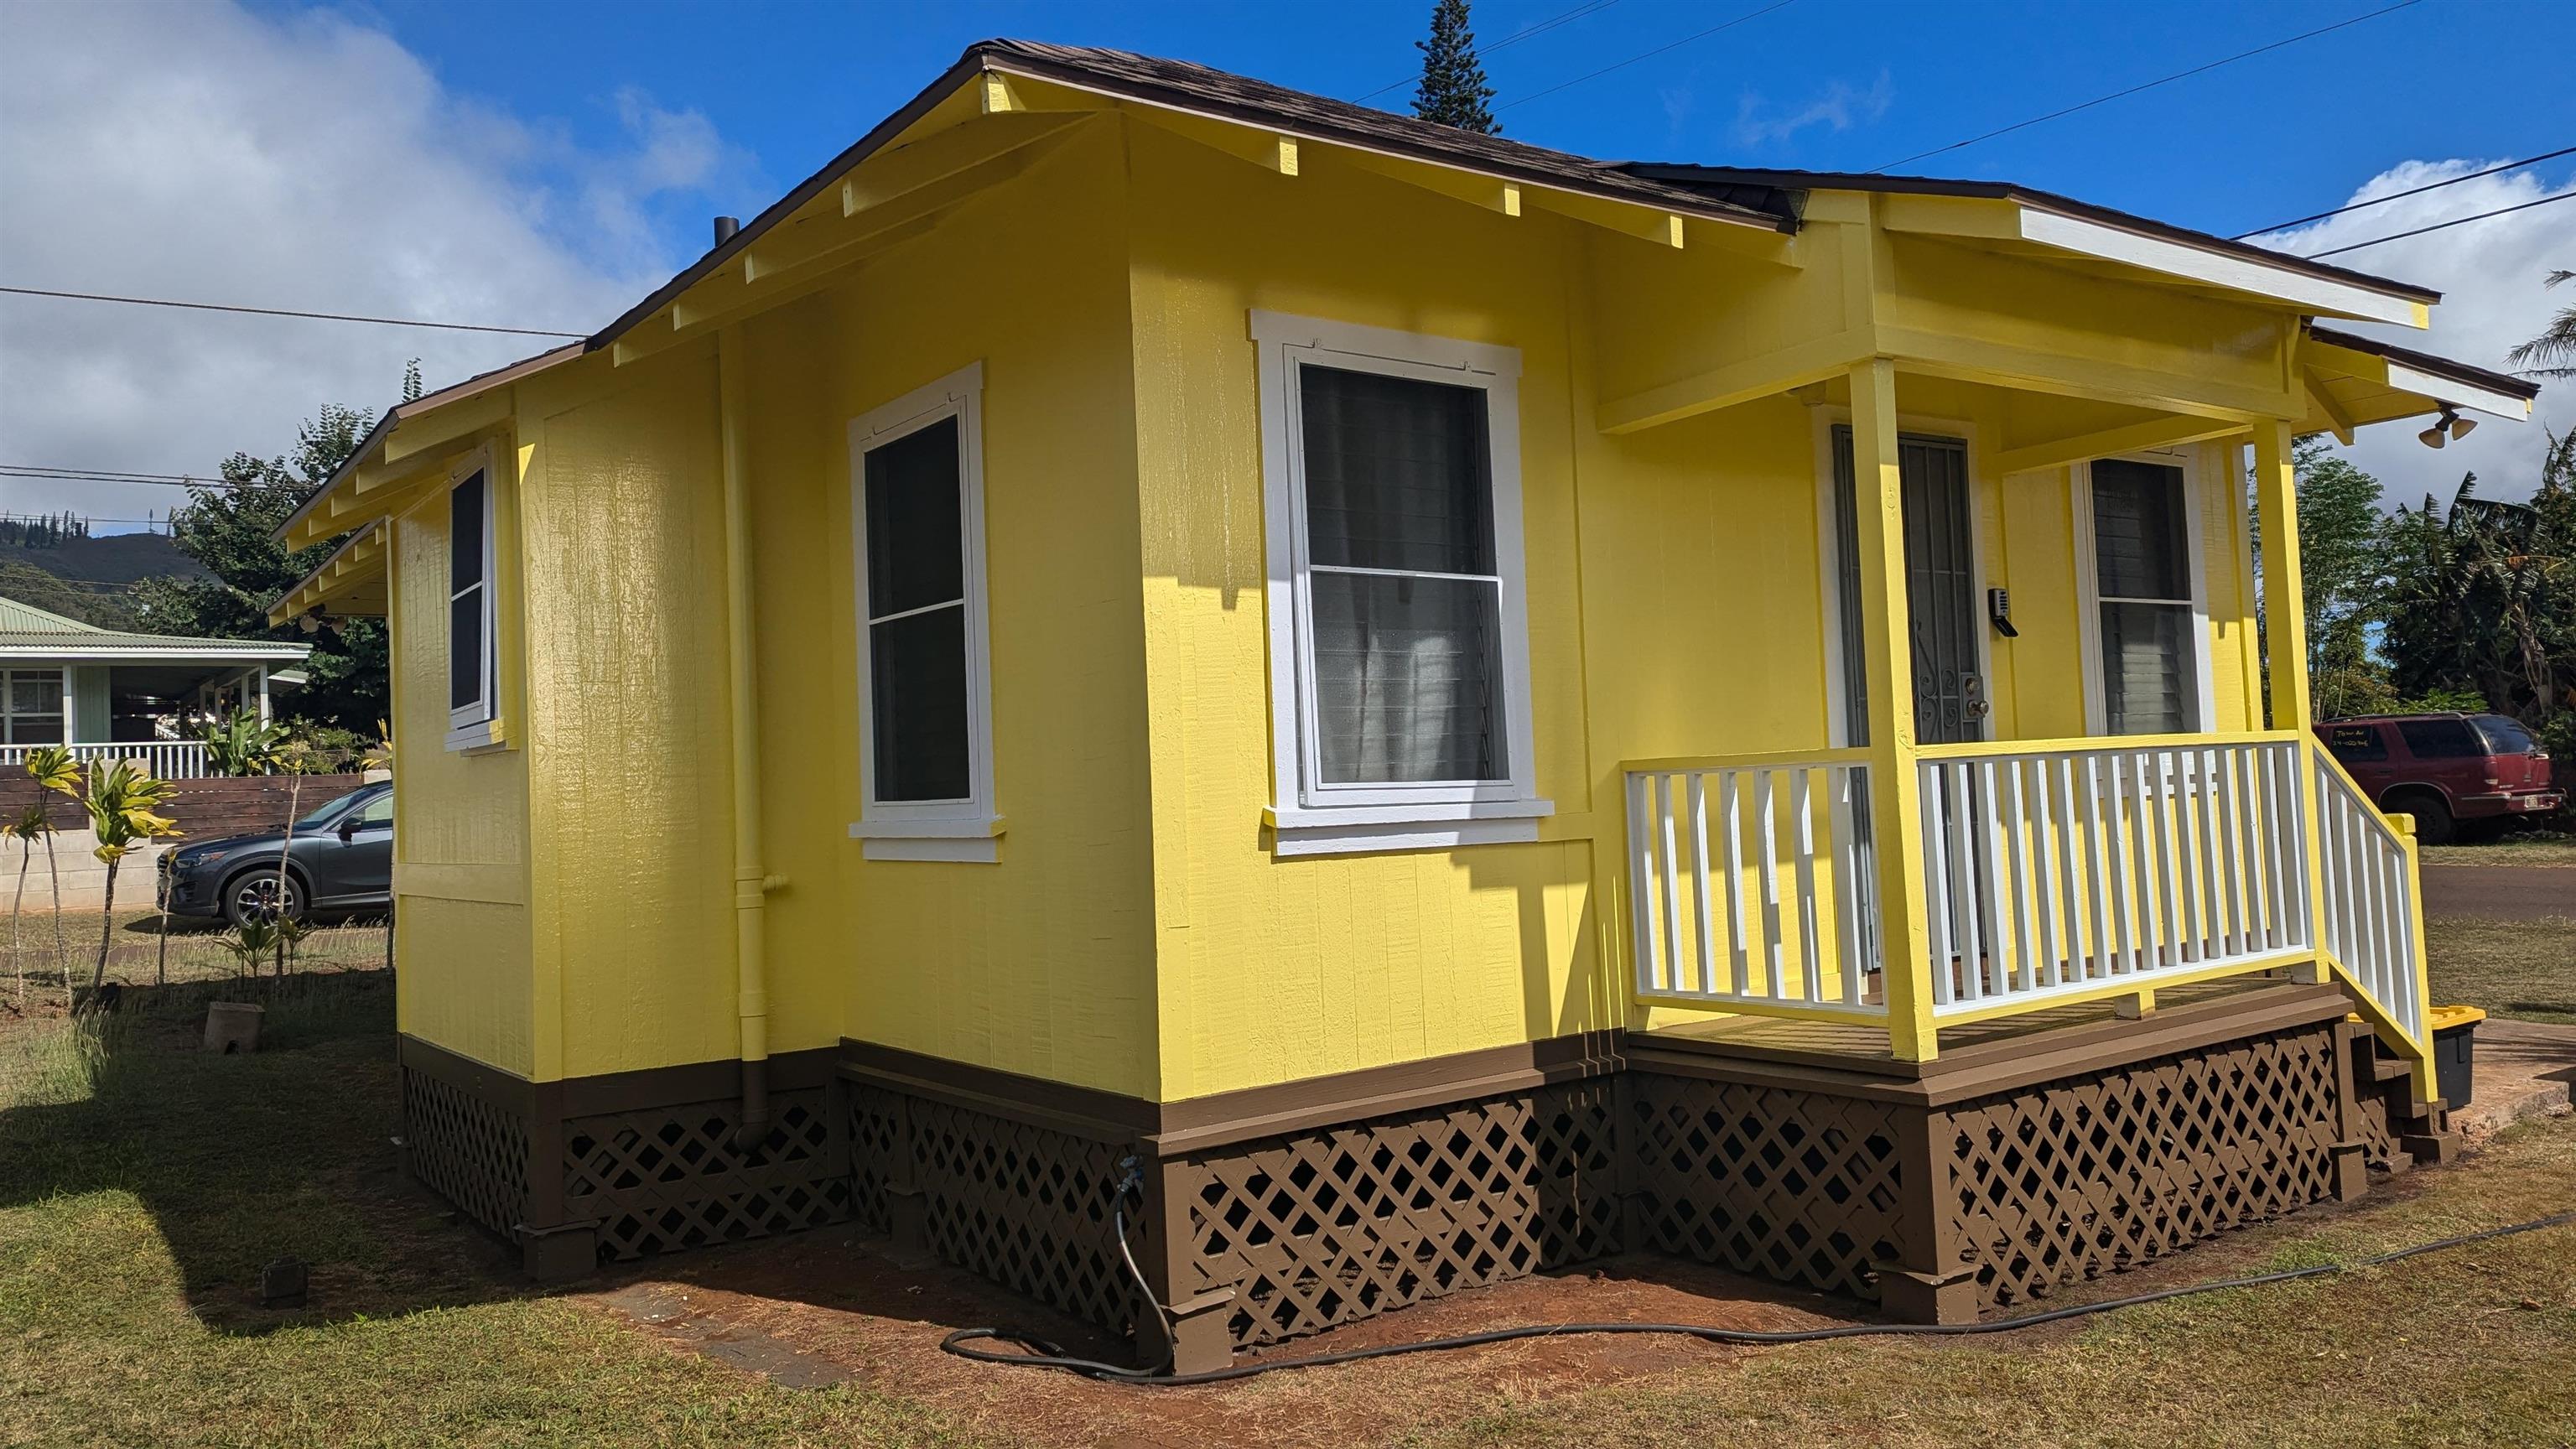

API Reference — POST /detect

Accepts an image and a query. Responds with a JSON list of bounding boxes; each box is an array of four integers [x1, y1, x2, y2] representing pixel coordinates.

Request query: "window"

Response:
[[2472, 714, 2539, 755], [2324, 724, 2389, 763], [0, 672, 63, 745], [446, 468, 499, 749], [2079, 457, 2208, 736], [2397, 718, 2482, 759], [1254, 311, 1545, 856], [847, 363, 997, 863], [350, 791, 395, 829]]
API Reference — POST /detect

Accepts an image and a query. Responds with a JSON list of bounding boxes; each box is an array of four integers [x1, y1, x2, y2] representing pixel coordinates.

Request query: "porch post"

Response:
[[256, 665, 272, 724], [2253, 418, 2334, 983], [1846, 359, 1940, 1062], [2251, 419, 2311, 729]]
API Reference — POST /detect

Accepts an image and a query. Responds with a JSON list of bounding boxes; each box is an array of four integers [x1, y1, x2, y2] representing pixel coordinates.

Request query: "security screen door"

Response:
[[1831, 428, 1984, 747]]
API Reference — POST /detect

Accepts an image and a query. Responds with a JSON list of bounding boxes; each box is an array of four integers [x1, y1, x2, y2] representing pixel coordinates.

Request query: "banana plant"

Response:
[[22, 746, 76, 1008], [200, 707, 287, 777], [79, 759, 182, 998]]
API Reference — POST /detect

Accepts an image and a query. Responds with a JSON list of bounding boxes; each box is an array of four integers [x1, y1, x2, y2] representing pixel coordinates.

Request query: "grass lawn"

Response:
[[2423, 829, 2576, 869], [2423, 912, 2576, 1025], [3, 931, 2573, 1446]]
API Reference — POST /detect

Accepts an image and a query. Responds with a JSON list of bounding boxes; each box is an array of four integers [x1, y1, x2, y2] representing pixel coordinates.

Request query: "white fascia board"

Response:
[[0, 646, 311, 662], [2381, 360, 2535, 422], [2017, 207, 2427, 328]]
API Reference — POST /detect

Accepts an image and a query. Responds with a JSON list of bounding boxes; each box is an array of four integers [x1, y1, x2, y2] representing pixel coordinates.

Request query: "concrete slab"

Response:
[[2453, 1017, 2576, 1143]]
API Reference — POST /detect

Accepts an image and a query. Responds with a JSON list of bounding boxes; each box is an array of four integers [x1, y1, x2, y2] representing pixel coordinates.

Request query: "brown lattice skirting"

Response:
[[401, 982, 2437, 1365], [397, 1038, 853, 1279], [1931, 1015, 2347, 1312]]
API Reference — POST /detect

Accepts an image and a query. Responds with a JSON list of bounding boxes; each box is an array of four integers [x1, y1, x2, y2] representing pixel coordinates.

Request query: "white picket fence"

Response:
[[0, 740, 214, 779], [1627, 729, 2428, 1048]]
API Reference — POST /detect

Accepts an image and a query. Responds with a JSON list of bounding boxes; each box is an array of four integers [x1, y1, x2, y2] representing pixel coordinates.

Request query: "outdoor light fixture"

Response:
[[2418, 405, 2475, 449]]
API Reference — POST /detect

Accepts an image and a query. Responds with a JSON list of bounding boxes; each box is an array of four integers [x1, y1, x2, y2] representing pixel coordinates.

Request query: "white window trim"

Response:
[[444, 449, 505, 753], [2073, 449, 2219, 736], [0, 668, 67, 746], [1251, 309, 1549, 857], [846, 361, 1000, 864]]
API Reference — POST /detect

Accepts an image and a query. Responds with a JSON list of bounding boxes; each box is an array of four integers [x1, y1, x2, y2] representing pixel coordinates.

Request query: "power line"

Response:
[[0, 285, 586, 339], [1354, 0, 1627, 103], [2231, 145, 2576, 236], [1868, 0, 2424, 174], [0, 465, 273, 491], [2298, 189, 2576, 257], [1501, 0, 1805, 112]]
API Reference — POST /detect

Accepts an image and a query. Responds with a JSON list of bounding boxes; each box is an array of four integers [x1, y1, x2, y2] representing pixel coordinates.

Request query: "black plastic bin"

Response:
[[2430, 1005, 2483, 1108]]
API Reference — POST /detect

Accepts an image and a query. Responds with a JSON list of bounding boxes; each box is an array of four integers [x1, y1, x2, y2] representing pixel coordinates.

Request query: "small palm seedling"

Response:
[[216, 916, 305, 979], [80, 759, 183, 999]]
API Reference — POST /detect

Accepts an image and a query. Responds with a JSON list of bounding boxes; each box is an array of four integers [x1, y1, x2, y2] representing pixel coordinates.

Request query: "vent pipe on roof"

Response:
[[712, 216, 740, 247]]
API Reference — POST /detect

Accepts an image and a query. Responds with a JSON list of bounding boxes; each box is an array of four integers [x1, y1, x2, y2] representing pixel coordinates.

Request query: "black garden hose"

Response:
[[939, 1208, 2576, 1387]]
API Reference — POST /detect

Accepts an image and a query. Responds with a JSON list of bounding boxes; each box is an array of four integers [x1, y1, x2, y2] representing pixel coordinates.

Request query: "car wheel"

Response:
[[2384, 789, 2454, 845], [223, 870, 306, 928]]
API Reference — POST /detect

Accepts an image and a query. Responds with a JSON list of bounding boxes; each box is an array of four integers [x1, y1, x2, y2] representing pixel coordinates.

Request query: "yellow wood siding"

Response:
[[367, 106, 2346, 1102], [518, 353, 737, 1079], [387, 465, 534, 1075]]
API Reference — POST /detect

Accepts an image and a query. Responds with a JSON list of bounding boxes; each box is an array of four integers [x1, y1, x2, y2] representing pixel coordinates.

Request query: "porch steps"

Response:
[[2347, 1020, 2464, 1171]]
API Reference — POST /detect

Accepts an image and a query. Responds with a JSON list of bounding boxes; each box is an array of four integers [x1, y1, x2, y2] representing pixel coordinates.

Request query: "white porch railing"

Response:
[[1914, 733, 2312, 1019], [1626, 749, 1883, 1018], [0, 740, 215, 779], [2314, 752, 2429, 1046], [1624, 730, 2433, 1067]]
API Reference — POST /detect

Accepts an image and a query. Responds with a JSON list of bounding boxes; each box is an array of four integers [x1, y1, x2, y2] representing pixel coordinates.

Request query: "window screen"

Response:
[[448, 471, 490, 719], [2396, 718, 2482, 759], [2090, 460, 2197, 735], [1298, 365, 1505, 784], [863, 416, 971, 802]]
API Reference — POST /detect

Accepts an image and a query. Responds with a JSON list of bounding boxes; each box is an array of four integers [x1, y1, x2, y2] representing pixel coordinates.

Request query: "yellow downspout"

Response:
[[718, 323, 775, 1139]]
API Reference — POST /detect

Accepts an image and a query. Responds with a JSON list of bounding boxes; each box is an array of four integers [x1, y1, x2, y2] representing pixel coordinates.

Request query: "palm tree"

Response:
[[22, 747, 78, 1007], [78, 759, 182, 998], [2507, 271, 2576, 380], [3, 805, 41, 1011]]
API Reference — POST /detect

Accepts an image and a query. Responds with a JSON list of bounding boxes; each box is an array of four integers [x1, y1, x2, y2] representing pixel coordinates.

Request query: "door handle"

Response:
[[1963, 673, 1992, 720]]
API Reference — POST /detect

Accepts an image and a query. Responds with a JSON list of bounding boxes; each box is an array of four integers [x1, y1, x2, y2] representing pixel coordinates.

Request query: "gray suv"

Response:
[[158, 782, 393, 926]]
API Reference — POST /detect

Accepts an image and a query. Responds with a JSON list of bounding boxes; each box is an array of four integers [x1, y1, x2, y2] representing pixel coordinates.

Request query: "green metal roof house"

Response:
[[0, 595, 308, 775]]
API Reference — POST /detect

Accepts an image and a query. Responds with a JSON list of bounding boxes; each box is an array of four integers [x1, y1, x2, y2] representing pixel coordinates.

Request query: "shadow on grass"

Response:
[[0, 967, 541, 1336], [0, 967, 1136, 1368]]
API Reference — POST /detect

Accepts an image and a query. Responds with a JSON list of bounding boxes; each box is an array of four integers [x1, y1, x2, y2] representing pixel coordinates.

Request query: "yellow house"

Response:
[[272, 41, 2538, 1369]]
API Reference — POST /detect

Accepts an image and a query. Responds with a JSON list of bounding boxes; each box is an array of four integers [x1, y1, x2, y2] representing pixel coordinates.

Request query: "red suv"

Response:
[[2314, 713, 2563, 844]]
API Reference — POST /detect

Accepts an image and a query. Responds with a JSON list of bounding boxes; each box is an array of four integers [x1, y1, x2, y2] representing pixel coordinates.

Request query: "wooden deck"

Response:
[[1635, 974, 2334, 1088]]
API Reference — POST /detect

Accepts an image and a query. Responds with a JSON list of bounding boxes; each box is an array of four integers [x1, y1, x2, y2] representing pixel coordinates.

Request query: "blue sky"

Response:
[[338, 0, 2575, 252], [5, 0, 2572, 523]]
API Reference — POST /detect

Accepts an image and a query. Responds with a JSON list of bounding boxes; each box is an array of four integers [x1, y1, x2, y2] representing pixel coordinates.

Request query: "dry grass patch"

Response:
[[2423, 830, 2576, 869], [2423, 913, 2576, 1024]]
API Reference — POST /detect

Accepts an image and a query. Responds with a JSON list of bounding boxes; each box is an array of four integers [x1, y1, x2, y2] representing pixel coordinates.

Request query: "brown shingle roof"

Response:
[[584, 40, 1789, 352], [1618, 163, 2444, 305]]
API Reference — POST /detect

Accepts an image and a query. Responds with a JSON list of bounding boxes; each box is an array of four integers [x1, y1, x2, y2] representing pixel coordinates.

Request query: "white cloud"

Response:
[[2251, 159, 2574, 506], [1732, 73, 1893, 148], [0, 1, 754, 526]]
